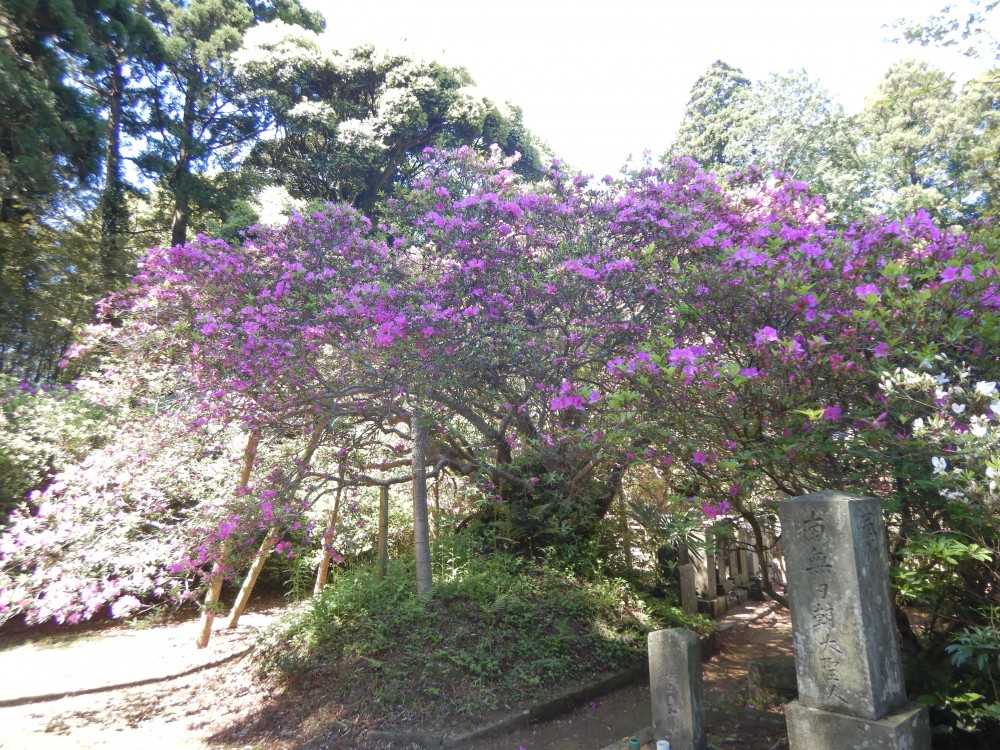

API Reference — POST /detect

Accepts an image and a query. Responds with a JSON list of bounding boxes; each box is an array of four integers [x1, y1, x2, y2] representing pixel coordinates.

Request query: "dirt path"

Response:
[[0, 602, 289, 750], [461, 599, 792, 750], [0, 598, 792, 750]]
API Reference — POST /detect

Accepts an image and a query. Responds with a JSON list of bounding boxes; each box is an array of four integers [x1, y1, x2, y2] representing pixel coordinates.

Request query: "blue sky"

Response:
[[301, 1, 998, 177]]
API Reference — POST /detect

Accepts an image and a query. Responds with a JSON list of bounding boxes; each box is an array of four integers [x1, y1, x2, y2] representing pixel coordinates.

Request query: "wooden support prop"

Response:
[[378, 485, 389, 578], [196, 429, 259, 649], [225, 419, 327, 630], [412, 414, 433, 596], [226, 527, 278, 629], [313, 485, 342, 595]]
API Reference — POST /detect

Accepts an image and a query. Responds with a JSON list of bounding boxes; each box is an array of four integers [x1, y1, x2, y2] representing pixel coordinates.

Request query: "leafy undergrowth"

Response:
[[254, 554, 705, 734]]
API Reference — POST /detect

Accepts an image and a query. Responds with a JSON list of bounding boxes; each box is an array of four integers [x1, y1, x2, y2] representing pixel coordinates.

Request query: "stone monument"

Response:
[[648, 628, 707, 750], [779, 491, 930, 750]]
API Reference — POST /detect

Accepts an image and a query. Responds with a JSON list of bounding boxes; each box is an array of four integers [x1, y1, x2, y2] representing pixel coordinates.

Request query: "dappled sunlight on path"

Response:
[[0, 602, 288, 706]]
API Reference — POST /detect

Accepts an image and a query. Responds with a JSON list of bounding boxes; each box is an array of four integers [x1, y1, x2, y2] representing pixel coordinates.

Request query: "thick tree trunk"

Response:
[[412, 414, 433, 596], [196, 429, 259, 648], [170, 81, 198, 248], [99, 54, 128, 292], [378, 485, 390, 578], [170, 168, 191, 248], [740, 505, 788, 608]]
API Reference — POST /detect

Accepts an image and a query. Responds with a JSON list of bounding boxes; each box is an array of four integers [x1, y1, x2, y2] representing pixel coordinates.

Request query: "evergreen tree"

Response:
[[134, 0, 323, 247], [725, 70, 866, 219], [80, 0, 163, 289], [0, 0, 102, 225], [859, 59, 966, 221], [668, 60, 751, 170]]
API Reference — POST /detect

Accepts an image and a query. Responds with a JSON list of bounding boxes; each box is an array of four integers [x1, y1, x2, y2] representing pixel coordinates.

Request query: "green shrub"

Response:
[[256, 552, 657, 726]]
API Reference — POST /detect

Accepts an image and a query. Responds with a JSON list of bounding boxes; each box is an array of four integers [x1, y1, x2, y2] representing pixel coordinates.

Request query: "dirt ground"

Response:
[[459, 601, 792, 750], [0, 598, 792, 750]]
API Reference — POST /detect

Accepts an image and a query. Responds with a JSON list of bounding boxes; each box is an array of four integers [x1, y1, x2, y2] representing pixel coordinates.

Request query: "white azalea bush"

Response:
[[0, 376, 108, 522]]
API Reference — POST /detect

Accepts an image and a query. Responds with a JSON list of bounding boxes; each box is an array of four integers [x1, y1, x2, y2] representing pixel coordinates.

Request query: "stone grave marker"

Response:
[[648, 628, 707, 750], [779, 490, 930, 750], [703, 530, 717, 598], [678, 563, 697, 615]]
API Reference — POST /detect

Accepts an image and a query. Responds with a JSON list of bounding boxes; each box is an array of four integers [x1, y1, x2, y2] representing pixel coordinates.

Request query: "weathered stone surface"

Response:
[[697, 597, 726, 618], [679, 563, 697, 615], [785, 700, 930, 750], [779, 491, 905, 720], [729, 547, 741, 586], [698, 530, 717, 599], [649, 628, 707, 750], [702, 550, 717, 599], [747, 655, 797, 700], [736, 528, 751, 584]]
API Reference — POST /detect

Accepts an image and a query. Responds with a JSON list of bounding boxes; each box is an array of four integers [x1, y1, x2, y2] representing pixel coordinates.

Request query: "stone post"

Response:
[[704, 529, 717, 598], [678, 563, 697, 615], [742, 526, 758, 578], [779, 491, 930, 750], [735, 526, 750, 585], [648, 628, 707, 750]]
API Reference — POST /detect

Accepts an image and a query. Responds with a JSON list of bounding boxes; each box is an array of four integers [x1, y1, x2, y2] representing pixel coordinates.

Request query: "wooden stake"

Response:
[[196, 429, 259, 649], [226, 527, 278, 629], [378, 485, 389, 578], [412, 414, 432, 596], [313, 485, 342, 594], [225, 419, 327, 629]]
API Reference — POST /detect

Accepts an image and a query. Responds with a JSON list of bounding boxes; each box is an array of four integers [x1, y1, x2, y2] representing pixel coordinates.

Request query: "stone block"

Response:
[[697, 597, 726, 618], [747, 655, 798, 700], [785, 700, 930, 750], [649, 628, 707, 750], [779, 491, 905, 720]]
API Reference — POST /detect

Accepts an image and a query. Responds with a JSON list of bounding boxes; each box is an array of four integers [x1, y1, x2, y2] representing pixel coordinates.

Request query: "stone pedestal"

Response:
[[697, 597, 726, 618], [649, 628, 707, 750], [785, 700, 930, 750]]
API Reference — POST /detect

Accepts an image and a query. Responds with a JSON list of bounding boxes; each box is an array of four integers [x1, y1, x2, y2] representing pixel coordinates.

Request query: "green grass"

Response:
[[255, 553, 699, 728]]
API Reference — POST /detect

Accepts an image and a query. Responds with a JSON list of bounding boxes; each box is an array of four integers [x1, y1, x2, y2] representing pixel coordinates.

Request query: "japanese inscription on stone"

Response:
[[779, 491, 906, 720]]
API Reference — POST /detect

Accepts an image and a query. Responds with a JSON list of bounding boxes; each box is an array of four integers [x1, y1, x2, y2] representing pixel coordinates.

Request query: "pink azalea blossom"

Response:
[[754, 326, 779, 345]]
